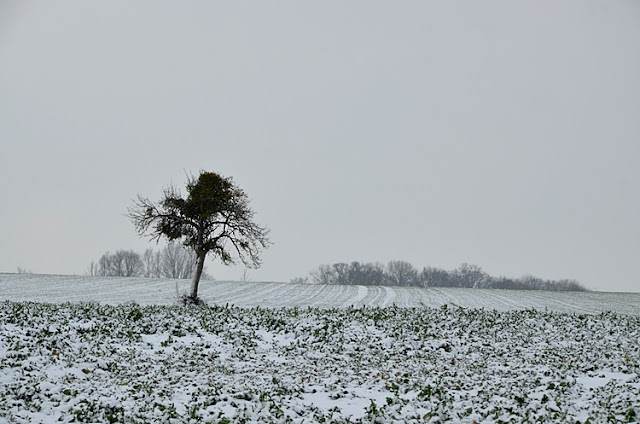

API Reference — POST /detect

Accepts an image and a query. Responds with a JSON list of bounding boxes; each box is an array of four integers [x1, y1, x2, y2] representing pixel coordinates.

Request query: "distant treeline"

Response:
[[86, 242, 212, 280], [293, 261, 587, 291]]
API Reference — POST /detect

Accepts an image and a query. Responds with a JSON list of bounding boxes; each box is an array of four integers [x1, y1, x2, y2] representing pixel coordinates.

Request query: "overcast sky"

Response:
[[1, 1, 639, 292]]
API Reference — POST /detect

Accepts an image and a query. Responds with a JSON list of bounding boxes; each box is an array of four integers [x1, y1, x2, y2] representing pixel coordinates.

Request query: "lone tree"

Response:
[[128, 171, 271, 302]]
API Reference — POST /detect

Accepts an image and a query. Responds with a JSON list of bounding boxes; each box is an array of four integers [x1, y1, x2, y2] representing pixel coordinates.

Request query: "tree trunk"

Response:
[[190, 251, 206, 299]]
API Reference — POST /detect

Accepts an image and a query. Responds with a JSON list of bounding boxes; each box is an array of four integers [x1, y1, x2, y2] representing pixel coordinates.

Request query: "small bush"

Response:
[[178, 294, 207, 307]]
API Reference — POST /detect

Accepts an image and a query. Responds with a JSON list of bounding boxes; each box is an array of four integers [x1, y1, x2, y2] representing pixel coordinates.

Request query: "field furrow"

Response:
[[1, 274, 639, 314]]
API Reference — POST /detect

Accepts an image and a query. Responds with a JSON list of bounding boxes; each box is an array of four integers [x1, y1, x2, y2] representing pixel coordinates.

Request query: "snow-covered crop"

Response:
[[1, 301, 639, 423]]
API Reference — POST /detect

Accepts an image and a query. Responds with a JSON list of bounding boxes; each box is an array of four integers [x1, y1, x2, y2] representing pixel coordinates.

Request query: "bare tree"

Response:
[[91, 244, 213, 280], [141, 248, 161, 278], [454, 263, 489, 288], [96, 250, 143, 277], [331, 263, 351, 285], [347, 261, 385, 285], [386, 260, 419, 286], [160, 242, 198, 279], [97, 252, 116, 276], [310, 264, 333, 285], [128, 171, 271, 301], [359, 262, 385, 285], [118, 250, 144, 277], [420, 266, 454, 287], [86, 261, 98, 277], [240, 268, 250, 282]]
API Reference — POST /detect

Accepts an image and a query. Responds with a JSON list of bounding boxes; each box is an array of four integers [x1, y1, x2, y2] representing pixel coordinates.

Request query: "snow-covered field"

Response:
[[1, 274, 639, 423], [1, 273, 639, 314]]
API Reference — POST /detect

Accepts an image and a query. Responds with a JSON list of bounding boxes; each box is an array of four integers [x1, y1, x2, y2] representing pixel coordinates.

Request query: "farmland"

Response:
[[1, 273, 639, 314], [1, 274, 639, 423]]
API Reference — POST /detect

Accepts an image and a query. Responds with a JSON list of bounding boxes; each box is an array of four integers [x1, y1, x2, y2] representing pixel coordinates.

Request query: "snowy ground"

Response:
[[1, 275, 639, 423], [1, 273, 639, 314]]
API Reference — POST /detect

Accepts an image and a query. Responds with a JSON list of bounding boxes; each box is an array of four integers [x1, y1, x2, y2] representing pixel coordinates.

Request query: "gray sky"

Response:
[[1, 1, 639, 292]]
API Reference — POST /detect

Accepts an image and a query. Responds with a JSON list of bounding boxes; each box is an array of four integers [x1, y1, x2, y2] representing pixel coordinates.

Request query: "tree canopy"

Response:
[[128, 171, 271, 302]]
